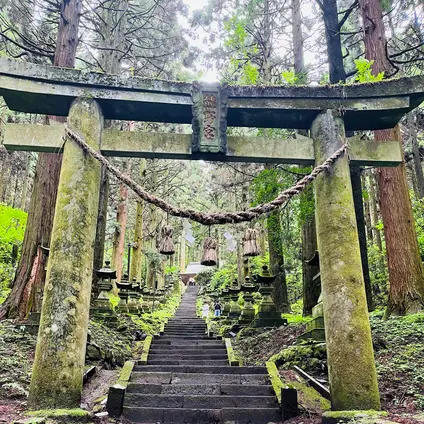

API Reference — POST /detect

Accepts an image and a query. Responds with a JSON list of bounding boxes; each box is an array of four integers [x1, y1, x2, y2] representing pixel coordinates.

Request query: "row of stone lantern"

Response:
[[204, 265, 287, 328], [93, 261, 178, 319]]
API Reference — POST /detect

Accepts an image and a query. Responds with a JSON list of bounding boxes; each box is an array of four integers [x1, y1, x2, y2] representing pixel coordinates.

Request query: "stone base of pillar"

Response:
[[297, 300, 325, 342], [90, 307, 118, 324], [322, 410, 388, 424], [238, 309, 255, 327], [253, 311, 287, 328]]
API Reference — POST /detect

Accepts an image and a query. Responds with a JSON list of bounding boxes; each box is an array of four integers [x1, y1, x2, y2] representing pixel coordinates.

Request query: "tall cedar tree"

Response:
[[359, 0, 424, 315], [0, 0, 82, 320], [319, 0, 374, 311]]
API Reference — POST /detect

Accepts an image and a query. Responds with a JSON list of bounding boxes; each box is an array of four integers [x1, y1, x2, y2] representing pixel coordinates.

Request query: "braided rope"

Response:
[[63, 125, 348, 225]]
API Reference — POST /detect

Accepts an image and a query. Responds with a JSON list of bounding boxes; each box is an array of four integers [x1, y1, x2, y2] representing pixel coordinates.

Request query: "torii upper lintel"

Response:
[[0, 57, 423, 131]]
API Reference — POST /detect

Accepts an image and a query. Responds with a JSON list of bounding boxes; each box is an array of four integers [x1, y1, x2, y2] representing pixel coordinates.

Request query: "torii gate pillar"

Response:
[[312, 110, 380, 411], [28, 98, 103, 409]]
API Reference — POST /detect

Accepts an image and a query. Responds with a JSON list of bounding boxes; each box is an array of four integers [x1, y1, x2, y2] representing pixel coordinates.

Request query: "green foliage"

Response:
[[165, 265, 178, 274], [108, 293, 121, 311], [282, 300, 312, 324], [0, 204, 27, 304], [368, 243, 388, 307], [411, 195, 424, 257], [223, 17, 249, 50], [354, 58, 384, 83], [210, 264, 238, 290], [281, 70, 298, 85], [195, 269, 215, 287]]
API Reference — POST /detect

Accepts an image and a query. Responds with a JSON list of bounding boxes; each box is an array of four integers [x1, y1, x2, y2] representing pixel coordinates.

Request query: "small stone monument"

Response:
[[253, 266, 288, 327], [239, 276, 258, 327]]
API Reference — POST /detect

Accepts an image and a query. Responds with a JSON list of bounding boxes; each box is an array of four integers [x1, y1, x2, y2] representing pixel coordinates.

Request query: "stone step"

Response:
[[149, 346, 226, 352], [133, 365, 267, 374], [131, 372, 269, 385], [147, 360, 229, 366], [123, 407, 281, 424], [159, 335, 211, 339], [165, 326, 206, 330], [125, 393, 278, 408], [148, 354, 228, 360], [126, 383, 275, 396], [153, 340, 223, 346]]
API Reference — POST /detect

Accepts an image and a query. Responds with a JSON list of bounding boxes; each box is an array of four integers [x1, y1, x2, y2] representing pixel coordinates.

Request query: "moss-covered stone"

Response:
[[270, 343, 327, 373], [322, 410, 389, 424], [312, 110, 380, 411], [26, 408, 91, 423], [28, 98, 103, 410]]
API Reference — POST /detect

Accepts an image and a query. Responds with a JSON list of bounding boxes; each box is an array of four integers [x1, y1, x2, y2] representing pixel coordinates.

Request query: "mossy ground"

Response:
[[233, 313, 424, 423]]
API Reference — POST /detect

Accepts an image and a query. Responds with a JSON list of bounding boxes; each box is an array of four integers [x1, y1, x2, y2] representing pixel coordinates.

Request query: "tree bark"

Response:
[[359, 0, 424, 315], [321, 0, 346, 83], [130, 159, 146, 281], [112, 166, 129, 281], [301, 216, 320, 316], [362, 174, 373, 241], [408, 111, 424, 198], [0, 0, 82, 320], [93, 0, 129, 279], [351, 166, 374, 311], [179, 234, 186, 274], [93, 165, 109, 277], [267, 211, 290, 313], [20, 153, 31, 211], [369, 170, 383, 251], [292, 0, 306, 83]]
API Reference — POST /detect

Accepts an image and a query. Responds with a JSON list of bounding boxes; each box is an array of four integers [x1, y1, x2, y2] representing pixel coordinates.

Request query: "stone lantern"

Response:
[[127, 278, 142, 315], [228, 280, 242, 320], [253, 265, 287, 327], [116, 273, 131, 313], [93, 261, 117, 318], [239, 276, 258, 327], [220, 284, 231, 317]]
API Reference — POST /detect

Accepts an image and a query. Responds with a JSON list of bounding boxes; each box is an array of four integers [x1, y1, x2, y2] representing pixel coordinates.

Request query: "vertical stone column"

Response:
[[29, 98, 103, 409], [312, 110, 380, 411]]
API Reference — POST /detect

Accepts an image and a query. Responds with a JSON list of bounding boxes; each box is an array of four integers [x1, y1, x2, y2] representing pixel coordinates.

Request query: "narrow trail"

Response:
[[122, 286, 281, 423]]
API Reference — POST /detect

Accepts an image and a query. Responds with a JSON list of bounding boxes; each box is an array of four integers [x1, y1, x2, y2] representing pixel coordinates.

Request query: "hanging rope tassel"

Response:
[[159, 225, 175, 255], [201, 237, 218, 266], [243, 228, 261, 257]]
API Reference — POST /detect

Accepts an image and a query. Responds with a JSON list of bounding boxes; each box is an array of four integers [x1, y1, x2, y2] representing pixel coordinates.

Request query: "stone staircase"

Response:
[[123, 286, 281, 423]]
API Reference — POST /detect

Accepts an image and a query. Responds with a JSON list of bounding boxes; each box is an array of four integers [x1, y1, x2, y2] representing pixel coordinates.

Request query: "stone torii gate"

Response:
[[1, 57, 424, 413]]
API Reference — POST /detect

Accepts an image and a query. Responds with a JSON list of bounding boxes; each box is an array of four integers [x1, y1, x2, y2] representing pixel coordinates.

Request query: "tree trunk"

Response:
[[180, 234, 186, 274], [130, 159, 146, 281], [112, 166, 129, 281], [20, 153, 31, 211], [267, 211, 290, 313], [291, 0, 306, 83], [359, 0, 424, 315], [369, 170, 383, 251], [362, 174, 373, 241], [93, 0, 129, 280], [321, 0, 346, 83], [93, 165, 109, 277], [0, 0, 82, 320], [408, 111, 424, 198], [301, 216, 320, 316], [351, 166, 374, 311]]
